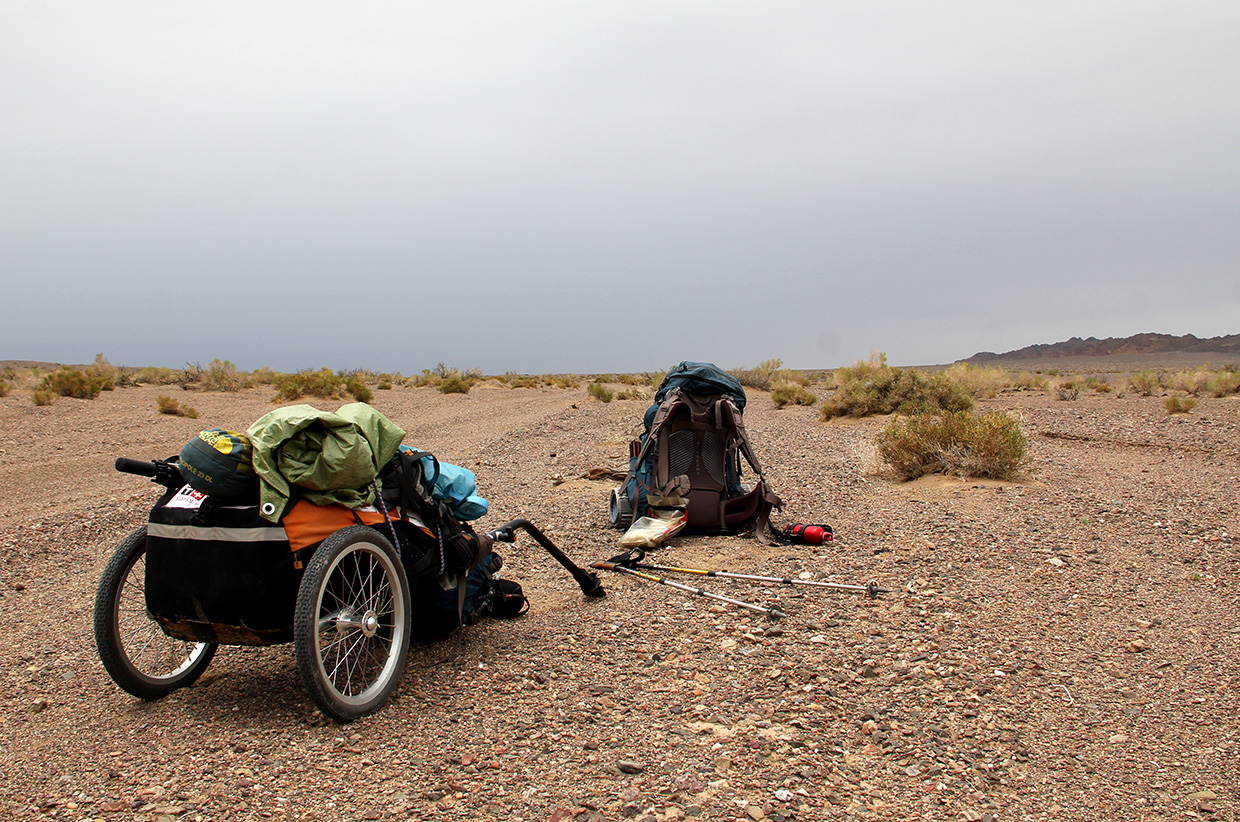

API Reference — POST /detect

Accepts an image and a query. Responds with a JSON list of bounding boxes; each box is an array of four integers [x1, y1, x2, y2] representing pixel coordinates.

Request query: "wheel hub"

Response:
[[331, 607, 382, 638]]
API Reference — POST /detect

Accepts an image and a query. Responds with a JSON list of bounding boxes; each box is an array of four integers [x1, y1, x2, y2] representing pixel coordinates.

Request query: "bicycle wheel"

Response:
[[293, 525, 411, 722], [93, 526, 217, 700]]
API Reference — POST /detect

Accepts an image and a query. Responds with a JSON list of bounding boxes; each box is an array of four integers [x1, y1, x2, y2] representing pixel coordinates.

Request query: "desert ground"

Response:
[[1, 372, 1236, 821]]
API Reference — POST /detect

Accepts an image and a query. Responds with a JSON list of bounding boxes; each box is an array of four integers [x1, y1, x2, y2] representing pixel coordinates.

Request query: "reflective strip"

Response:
[[147, 522, 289, 543]]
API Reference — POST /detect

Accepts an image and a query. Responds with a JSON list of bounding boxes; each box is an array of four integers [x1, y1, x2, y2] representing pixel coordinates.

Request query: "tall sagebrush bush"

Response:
[[876, 410, 1030, 481]]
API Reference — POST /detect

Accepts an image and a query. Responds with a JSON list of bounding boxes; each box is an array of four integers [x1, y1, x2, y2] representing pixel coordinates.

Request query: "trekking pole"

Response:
[[625, 561, 888, 598], [488, 520, 606, 598], [591, 561, 786, 620]]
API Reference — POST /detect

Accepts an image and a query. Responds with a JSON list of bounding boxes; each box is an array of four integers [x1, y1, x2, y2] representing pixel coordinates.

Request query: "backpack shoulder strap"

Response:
[[720, 399, 766, 480]]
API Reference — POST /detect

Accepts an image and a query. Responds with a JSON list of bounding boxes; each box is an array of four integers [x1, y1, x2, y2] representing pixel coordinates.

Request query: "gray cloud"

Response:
[[3, 2, 1237, 372]]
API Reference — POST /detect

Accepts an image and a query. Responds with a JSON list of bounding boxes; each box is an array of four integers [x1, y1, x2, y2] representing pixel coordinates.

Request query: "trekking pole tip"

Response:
[[866, 581, 890, 598], [577, 571, 607, 598]]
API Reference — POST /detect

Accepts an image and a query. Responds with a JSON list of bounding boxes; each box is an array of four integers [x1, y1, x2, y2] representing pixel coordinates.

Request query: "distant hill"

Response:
[[962, 333, 1240, 364]]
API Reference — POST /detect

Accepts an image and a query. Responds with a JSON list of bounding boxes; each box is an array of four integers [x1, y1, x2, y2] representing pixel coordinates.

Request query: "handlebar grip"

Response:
[[115, 457, 158, 477]]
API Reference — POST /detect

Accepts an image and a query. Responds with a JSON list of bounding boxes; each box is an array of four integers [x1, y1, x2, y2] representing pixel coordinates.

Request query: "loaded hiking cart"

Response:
[[94, 453, 603, 723]]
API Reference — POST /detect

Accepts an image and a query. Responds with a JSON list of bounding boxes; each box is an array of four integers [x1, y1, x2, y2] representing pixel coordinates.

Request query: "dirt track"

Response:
[[1, 381, 1237, 821]]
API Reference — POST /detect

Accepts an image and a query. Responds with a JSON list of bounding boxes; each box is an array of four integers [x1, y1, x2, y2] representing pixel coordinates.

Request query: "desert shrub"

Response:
[[1168, 369, 1211, 396], [32, 389, 56, 406], [156, 395, 199, 418], [1127, 369, 1163, 396], [771, 382, 817, 408], [821, 364, 974, 420], [506, 374, 538, 389], [1082, 376, 1112, 393], [876, 410, 1030, 481], [615, 388, 647, 400], [272, 369, 346, 402], [133, 366, 181, 385], [551, 377, 579, 389], [649, 370, 668, 388], [90, 354, 118, 390], [0, 380, 8, 398], [377, 380, 392, 390], [943, 363, 1011, 398], [587, 382, 614, 403], [248, 366, 279, 385], [439, 375, 471, 394], [831, 351, 888, 388], [40, 367, 107, 399], [614, 374, 647, 386], [730, 359, 783, 391], [1053, 379, 1080, 401], [413, 369, 441, 388], [200, 359, 247, 392], [1205, 369, 1240, 397], [344, 376, 373, 403], [1165, 395, 1198, 414], [1011, 371, 1047, 391]]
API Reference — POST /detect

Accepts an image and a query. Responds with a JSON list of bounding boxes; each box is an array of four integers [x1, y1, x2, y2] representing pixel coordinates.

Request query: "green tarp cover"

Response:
[[246, 402, 406, 523]]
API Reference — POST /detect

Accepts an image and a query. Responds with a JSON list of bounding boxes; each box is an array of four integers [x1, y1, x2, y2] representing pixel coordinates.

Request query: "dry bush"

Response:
[[344, 376, 373, 403], [830, 351, 888, 388], [156, 395, 199, 418], [615, 388, 648, 401], [587, 381, 614, 403], [771, 382, 817, 408], [0, 380, 9, 398], [90, 354, 118, 390], [1011, 371, 1048, 391], [32, 389, 56, 406], [439, 375, 471, 394], [1127, 369, 1163, 396], [200, 359, 247, 392], [40, 367, 108, 399], [250, 366, 280, 385], [1205, 369, 1240, 397], [134, 366, 183, 385], [821, 364, 974, 420], [876, 411, 1030, 481], [1165, 395, 1198, 414], [272, 369, 345, 402], [943, 363, 1011, 398], [730, 359, 783, 391], [504, 373, 539, 389], [1053, 379, 1080, 401]]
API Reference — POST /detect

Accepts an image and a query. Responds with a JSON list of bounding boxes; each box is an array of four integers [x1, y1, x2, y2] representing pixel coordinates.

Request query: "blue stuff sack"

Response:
[[398, 445, 489, 520]]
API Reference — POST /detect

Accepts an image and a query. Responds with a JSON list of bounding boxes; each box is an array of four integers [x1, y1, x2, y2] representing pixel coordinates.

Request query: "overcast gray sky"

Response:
[[3, 2, 1238, 373]]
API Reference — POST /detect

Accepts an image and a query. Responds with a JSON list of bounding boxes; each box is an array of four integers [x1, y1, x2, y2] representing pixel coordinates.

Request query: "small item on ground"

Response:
[[618, 493, 688, 548]]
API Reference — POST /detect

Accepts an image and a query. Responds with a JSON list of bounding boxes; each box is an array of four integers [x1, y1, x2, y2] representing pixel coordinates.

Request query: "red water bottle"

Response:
[[786, 523, 833, 545]]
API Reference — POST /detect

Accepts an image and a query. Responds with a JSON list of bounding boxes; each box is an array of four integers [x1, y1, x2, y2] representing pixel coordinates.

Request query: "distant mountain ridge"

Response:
[[963, 332, 1240, 363]]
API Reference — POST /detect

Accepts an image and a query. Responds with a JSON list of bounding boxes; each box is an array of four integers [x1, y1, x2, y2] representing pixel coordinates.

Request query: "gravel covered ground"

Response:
[[1, 379, 1236, 821]]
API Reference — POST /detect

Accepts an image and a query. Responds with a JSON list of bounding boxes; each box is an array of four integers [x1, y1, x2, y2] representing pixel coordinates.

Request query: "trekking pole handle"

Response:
[[490, 519, 606, 598], [591, 561, 617, 571]]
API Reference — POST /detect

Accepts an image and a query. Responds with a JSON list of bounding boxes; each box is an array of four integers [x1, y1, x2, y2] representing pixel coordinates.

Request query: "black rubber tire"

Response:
[[293, 525, 411, 723], [93, 526, 217, 700]]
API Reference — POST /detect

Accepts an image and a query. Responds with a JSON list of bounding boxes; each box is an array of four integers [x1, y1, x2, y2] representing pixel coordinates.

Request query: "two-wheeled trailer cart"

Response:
[[93, 457, 603, 722]]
